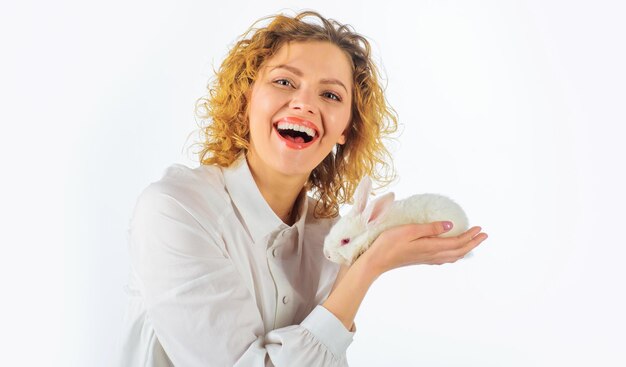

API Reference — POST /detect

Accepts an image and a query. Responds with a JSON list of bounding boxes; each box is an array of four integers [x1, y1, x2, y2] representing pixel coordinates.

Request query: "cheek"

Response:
[[249, 88, 284, 121], [326, 109, 351, 136]]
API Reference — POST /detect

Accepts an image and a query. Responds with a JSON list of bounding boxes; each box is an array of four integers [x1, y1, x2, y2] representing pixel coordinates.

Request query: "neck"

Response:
[[245, 151, 307, 226]]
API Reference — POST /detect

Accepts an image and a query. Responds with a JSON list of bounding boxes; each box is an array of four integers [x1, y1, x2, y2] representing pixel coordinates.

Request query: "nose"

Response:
[[289, 88, 317, 115]]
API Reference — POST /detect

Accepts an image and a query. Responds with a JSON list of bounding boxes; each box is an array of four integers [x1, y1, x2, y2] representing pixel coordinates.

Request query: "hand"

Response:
[[356, 222, 488, 276]]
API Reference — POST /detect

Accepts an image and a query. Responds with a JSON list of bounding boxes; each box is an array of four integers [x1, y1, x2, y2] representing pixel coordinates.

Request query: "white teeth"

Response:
[[276, 122, 316, 138]]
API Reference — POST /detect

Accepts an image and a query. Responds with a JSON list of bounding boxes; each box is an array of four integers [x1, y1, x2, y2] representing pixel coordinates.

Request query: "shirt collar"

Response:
[[221, 152, 309, 246]]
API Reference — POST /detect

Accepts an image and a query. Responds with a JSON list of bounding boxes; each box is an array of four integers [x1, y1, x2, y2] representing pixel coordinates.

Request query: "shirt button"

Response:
[[272, 248, 278, 257], [282, 296, 289, 304]]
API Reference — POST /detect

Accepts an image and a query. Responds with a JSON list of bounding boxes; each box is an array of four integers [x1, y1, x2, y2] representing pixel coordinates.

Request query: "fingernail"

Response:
[[443, 221, 453, 231]]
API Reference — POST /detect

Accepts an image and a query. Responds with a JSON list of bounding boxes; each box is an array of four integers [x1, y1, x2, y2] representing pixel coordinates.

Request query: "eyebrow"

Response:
[[269, 64, 348, 93]]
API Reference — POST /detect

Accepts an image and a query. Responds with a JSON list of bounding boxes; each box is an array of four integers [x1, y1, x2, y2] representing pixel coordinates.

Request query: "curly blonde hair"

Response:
[[191, 10, 399, 219]]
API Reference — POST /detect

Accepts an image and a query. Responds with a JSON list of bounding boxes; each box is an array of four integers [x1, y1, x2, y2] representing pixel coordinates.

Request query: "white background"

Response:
[[2, 0, 625, 366]]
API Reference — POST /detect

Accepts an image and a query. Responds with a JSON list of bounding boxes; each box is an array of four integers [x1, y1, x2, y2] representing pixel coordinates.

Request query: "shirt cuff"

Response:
[[300, 305, 356, 359]]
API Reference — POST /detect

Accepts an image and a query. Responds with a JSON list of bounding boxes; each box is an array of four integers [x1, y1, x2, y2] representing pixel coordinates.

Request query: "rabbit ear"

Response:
[[348, 176, 373, 216], [362, 192, 395, 228]]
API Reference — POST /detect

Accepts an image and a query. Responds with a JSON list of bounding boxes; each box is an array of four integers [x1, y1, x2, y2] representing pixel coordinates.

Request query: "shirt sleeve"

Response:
[[129, 186, 356, 367]]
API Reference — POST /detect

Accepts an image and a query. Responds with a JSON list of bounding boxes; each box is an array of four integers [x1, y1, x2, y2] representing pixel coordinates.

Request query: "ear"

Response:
[[337, 120, 351, 145], [362, 192, 395, 228], [348, 176, 373, 216], [337, 134, 346, 145]]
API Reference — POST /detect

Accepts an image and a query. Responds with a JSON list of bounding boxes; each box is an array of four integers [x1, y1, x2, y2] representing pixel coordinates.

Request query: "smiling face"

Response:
[[245, 40, 353, 179]]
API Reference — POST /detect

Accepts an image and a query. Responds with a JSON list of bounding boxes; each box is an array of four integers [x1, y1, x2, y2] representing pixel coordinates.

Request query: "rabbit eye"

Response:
[[341, 238, 350, 246]]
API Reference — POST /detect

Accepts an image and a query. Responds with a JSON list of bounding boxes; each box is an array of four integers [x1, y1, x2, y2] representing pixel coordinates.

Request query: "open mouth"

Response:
[[273, 123, 318, 144]]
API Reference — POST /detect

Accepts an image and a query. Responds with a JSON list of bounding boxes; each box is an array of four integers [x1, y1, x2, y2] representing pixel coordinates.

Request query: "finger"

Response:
[[418, 226, 483, 251], [423, 225, 481, 239], [438, 232, 488, 262], [381, 222, 446, 245], [406, 221, 457, 240]]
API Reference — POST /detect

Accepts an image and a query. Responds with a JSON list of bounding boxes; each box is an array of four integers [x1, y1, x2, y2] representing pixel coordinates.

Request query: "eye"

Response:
[[341, 238, 350, 246], [273, 78, 294, 88], [322, 91, 342, 102]]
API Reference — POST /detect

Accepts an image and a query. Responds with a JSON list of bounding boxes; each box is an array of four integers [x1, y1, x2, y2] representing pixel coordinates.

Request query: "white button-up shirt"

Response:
[[117, 153, 356, 366]]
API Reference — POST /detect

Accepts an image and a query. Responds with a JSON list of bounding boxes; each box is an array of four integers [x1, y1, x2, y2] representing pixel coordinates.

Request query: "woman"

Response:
[[117, 10, 488, 366]]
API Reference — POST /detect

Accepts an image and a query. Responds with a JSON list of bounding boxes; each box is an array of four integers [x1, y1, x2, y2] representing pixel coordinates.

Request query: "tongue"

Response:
[[286, 135, 305, 143]]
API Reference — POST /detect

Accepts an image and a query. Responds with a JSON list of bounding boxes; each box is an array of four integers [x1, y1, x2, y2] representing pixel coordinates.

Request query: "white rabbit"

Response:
[[323, 175, 471, 266]]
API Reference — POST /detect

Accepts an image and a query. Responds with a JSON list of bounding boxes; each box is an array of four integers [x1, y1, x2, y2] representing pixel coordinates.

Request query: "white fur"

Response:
[[323, 176, 471, 265]]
